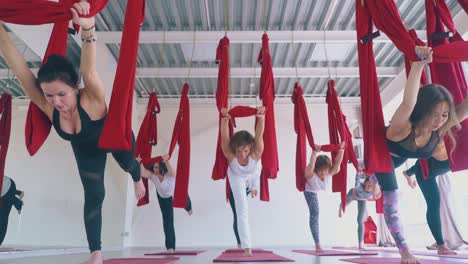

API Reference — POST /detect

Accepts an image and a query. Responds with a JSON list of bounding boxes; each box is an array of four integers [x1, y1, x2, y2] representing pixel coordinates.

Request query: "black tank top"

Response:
[[52, 95, 106, 144], [386, 127, 440, 160]]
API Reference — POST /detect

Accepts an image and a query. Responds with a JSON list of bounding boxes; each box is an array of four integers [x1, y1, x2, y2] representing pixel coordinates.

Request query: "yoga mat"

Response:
[[104, 258, 179, 264], [332, 246, 384, 252], [213, 252, 294, 262], [0, 248, 30, 252], [411, 251, 468, 259], [223, 249, 273, 254], [340, 257, 458, 264], [145, 250, 205, 256], [293, 250, 377, 256]]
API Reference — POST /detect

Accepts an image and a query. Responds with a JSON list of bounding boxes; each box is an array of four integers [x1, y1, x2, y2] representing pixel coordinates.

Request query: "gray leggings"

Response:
[[304, 191, 320, 244], [341, 189, 367, 243]]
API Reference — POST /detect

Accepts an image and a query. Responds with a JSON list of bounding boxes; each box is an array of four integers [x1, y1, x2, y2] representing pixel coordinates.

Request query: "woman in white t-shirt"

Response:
[[139, 155, 192, 253], [0, 175, 24, 245], [220, 107, 265, 257], [304, 142, 345, 252]]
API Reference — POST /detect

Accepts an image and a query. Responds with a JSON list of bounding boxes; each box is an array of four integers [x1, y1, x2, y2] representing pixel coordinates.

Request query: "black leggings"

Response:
[[0, 180, 23, 245], [157, 193, 192, 250], [228, 188, 250, 245], [71, 135, 141, 252]]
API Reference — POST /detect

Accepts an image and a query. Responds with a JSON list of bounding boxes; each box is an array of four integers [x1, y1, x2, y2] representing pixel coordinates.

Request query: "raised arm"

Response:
[[387, 46, 433, 139], [0, 23, 52, 117], [162, 154, 176, 177], [220, 108, 234, 162], [252, 106, 265, 161], [70, 2, 106, 104], [330, 141, 346, 175], [136, 157, 152, 179], [305, 145, 319, 179]]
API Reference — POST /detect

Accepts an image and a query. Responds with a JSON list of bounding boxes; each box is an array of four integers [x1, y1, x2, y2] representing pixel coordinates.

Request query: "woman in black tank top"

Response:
[[0, 3, 144, 264], [374, 46, 468, 263]]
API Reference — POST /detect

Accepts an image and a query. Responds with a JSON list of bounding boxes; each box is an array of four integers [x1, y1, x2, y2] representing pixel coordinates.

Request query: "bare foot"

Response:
[[436, 244, 457, 255], [315, 244, 324, 252], [187, 210, 193, 216], [134, 180, 145, 200], [237, 244, 242, 249], [400, 249, 420, 264], [358, 244, 366, 251], [167, 248, 175, 253], [243, 248, 253, 257], [82, 251, 103, 264]]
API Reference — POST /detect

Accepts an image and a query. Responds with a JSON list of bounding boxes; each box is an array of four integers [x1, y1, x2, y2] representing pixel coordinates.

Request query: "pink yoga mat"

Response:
[[332, 246, 385, 252], [293, 250, 377, 256], [223, 249, 273, 254], [411, 251, 468, 259], [213, 252, 294, 262], [340, 257, 458, 264], [103, 258, 179, 264], [145, 250, 205, 256]]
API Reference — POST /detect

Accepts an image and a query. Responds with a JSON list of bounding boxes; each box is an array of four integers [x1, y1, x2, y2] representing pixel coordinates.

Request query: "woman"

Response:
[[374, 46, 468, 264], [139, 154, 193, 253], [0, 3, 145, 264], [0, 175, 24, 245], [403, 142, 456, 255], [304, 142, 345, 252], [220, 107, 265, 257], [338, 172, 381, 250]]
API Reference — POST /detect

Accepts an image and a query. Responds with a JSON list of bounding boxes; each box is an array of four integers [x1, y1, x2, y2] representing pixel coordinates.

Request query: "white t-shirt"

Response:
[[227, 156, 261, 191], [305, 173, 331, 193], [149, 174, 175, 198], [1, 176, 11, 197]]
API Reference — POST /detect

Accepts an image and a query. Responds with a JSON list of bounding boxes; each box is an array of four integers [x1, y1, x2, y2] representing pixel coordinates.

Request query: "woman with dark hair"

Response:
[[220, 107, 265, 257], [374, 46, 468, 264], [0, 175, 24, 245], [303, 142, 345, 252], [0, 2, 144, 264], [139, 154, 193, 253]]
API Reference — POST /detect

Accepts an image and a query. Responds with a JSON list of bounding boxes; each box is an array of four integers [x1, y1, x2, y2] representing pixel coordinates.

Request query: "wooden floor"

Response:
[[0, 247, 467, 264]]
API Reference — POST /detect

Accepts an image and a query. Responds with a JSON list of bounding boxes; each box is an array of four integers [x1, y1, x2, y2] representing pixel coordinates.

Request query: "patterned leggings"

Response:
[[304, 191, 320, 244]]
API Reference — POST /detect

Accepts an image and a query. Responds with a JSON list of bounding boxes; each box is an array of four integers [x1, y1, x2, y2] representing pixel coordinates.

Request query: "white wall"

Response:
[[4, 106, 129, 248], [130, 100, 367, 248]]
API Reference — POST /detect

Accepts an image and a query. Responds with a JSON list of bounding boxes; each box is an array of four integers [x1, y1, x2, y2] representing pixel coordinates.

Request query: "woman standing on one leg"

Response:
[[0, 3, 145, 264], [139, 154, 193, 253], [220, 107, 265, 257], [304, 142, 346, 252], [403, 142, 456, 255], [228, 187, 250, 249], [0, 176, 24, 245], [374, 46, 468, 264], [338, 172, 381, 250]]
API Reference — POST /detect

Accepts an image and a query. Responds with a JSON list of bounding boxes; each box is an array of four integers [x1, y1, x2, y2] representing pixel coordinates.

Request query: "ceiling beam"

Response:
[[135, 66, 400, 78], [98, 30, 427, 44]]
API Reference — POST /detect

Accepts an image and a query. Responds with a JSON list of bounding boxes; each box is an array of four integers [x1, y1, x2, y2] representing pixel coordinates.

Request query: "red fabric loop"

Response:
[[0, 94, 12, 207]]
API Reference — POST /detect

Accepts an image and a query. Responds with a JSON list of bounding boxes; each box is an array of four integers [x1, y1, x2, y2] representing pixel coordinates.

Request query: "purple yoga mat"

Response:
[[332, 246, 385, 252], [223, 249, 273, 254], [103, 257, 179, 264], [410, 251, 468, 259], [213, 252, 294, 262], [340, 257, 458, 264], [293, 250, 377, 256], [144, 250, 205, 256]]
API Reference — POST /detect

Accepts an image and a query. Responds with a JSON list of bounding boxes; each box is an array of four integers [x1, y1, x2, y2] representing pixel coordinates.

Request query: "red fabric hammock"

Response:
[[355, 0, 393, 175], [98, 0, 146, 151], [135, 92, 160, 206], [291, 82, 340, 192], [144, 84, 191, 208], [212, 36, 230, 182], [425, 0, 468, 172], [459, 0, 468, 14], [326, 80, 359, 212], [0, 0, 109, 156], [257, 33, 279, 201], [0, 94, 12, 206]]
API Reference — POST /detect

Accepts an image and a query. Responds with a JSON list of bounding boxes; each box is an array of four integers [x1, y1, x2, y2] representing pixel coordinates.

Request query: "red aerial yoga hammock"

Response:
[[98, 0, 146, 151], [135, 92, 160, 206], [459, 0, 468, 14], [326, 80, 360, 212], [425, 0, 468, 173], [212, 34, 278, 202], [0, 94, 12, 206], [257, 33, 279, 201], [140, 84, 191, 208], [356, 0, 468, 173], [0, 0, 109, 156], [291, 82, 340, 193]]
